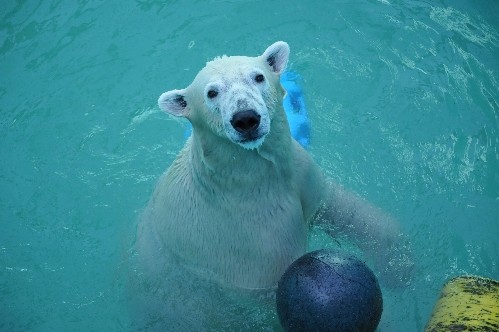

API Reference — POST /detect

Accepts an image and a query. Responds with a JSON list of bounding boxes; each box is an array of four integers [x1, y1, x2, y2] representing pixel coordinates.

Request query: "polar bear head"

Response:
[[158, 41, 290, 150]]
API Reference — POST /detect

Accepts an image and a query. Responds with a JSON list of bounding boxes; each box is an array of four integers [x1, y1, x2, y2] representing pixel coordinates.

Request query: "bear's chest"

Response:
[[160, 174, 309, 288]]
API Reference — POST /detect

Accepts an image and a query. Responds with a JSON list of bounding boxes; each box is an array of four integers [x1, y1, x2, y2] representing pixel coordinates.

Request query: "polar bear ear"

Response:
[[262, 41, 290, 74], [158, 89, 189, 117]]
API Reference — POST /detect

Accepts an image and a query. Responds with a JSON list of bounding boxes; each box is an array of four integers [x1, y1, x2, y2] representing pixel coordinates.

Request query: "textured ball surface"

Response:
[[276, 249, 383, 332]]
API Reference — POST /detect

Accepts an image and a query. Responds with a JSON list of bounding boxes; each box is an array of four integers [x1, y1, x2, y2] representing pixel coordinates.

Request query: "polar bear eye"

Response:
[[254, 74, 265, 83], [207, 89, 218, 99]]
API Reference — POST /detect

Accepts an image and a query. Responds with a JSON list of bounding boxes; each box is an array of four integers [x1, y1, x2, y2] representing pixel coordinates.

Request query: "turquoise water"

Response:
[[1, 0, 498, 331]]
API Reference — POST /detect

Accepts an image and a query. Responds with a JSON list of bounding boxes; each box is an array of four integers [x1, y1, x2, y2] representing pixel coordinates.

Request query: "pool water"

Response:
[[1, 1, 497, 331]]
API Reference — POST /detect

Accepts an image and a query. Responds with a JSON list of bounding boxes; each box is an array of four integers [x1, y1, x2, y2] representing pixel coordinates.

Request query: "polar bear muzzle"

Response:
[[228, 108, 267, 149], [230, 110, 261, 136], [219, 79, 271, 149]]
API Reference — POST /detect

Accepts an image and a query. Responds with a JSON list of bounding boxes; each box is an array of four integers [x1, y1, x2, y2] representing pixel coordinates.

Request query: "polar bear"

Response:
[[133, 41, 412, 329]]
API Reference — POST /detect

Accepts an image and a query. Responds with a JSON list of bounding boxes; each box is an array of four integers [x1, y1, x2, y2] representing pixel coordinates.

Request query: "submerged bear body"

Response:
[[132, 41, 412, 330], [137, 43, 325, 289]]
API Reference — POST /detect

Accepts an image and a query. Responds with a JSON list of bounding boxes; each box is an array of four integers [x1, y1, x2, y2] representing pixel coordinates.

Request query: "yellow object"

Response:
[[425, 275, 499, 331]]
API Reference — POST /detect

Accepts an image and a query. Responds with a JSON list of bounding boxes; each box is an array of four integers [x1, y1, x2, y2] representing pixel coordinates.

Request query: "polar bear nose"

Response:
[[230, 110, 261, 134]]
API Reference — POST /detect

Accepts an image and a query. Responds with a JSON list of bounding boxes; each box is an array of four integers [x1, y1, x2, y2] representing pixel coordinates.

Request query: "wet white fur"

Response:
[[134, 41, 411, 328], [141, 41, 324, 288]]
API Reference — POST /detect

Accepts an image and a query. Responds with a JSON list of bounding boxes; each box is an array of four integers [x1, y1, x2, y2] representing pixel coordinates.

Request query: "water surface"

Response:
[[1, 1, 498, 330]]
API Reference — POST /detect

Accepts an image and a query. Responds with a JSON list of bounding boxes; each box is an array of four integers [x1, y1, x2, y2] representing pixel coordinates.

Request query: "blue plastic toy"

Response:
[[280, 71, 310, 148]]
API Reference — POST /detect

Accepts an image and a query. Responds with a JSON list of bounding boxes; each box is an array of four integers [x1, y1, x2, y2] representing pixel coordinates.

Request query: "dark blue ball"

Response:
[[276, 249, 383, 332]]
